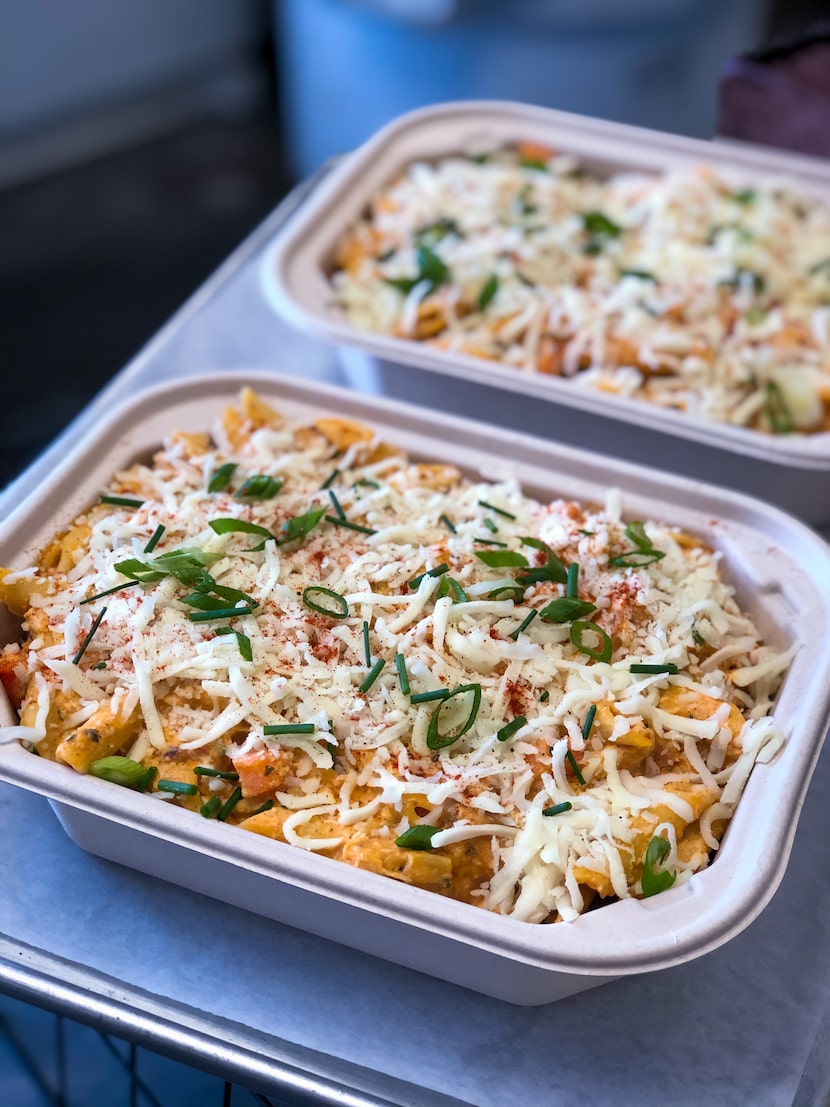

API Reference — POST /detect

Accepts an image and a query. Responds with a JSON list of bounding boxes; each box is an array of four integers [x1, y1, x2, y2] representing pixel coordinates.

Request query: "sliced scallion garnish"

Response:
[[215, 626, 253, 662], [100, 495, 144, 508], [143, 524, 166, 554], [217, 786, 243, 822], [475, 550, 528, 568], [263, 723, 316, 735], [570, 620, 612, 663], [476, 274, 499, 311], [279, 507, 326, 544], [235, 474, 283, 500], [473, 537, 508, 548], [209, 518, 276, 550], [136, 766, 157, 793], [208, 462, 237, 493], [439, 514, 457, 533], [359, 658, 385, 694], [396, 825, 441, 850], [764, 380, 793, 434], [194, 767, 240, 781], [484, 518, 499, 534], [80, 580, 141, 605], [302, 585, 349, 619], [517, 538, 568, 586], [641, 835, 677, 897], [188, 606, 255, 622], [630, 663, 678, 675], [410, 688, 451, 704], [253, 799, 275, 816], [488, 584, 525, 602], [324, 515, 377, 535], [566, 749, 586, 786], [478, 500, 516, 520], [426, 684, 482, 750], [362, 620, 371, 666], [608, 550, 665, 568], [353, 478, 380, 490], [566, 563, 579, 599], [200, 797, 222, 819], [497, 716, 527, 743], [582, 704, 597, 743], [408, 563, 449, 589], [320, 468, 340, 490], [395, 653, 410, 696], [509, 610, 537, 641], [540, 690, 550, 702], [72, 607, 107, 665], [328, 489, 346, 520], [157, 780, 199, 796], [538, 597, 597, 624], [438, 576, 468, 603], [542, 801, 573, 817], [89, 755, 147, 788]]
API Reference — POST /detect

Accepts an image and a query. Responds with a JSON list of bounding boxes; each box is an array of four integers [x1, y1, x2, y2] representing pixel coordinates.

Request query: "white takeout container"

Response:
[[262, 100, 830, 523], [1, 371, 829, 1006]]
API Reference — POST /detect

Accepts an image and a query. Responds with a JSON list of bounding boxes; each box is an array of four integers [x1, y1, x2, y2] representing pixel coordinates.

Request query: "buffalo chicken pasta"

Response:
[[0, 389, 792, 922], [332, 145, 830, 434]]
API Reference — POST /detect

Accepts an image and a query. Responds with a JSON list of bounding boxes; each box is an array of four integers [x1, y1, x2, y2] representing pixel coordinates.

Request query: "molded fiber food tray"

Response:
[[1, 371, 829, 1006], [262, 100, 830, 523]]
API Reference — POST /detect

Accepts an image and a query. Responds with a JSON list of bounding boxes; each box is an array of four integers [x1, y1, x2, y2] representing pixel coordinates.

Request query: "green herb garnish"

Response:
[[396, 825, 442, 850], [188, 606, 255, 623], [630, 663, 678, 675], [235, 474, 283, 500], [263, 723, 316, 735], [538, 597, 597, 623], [362, 620, 371, 666], [566, 563, 579, 598], [582, 704, 596, 743], [302, 585, 349, 619], [439, 514, 457, 533], [478, 500, 516, 519], [384, 245, 450, 295], [208, 463, 237, 493], [395, 653, 410, 696], [327, 490, 346, 520], [89, 755, 147, 788], [476, 274, 499, 311], [410, 689, 451, 705], [157, 780, 198, 796], [426, 683, 482, 750], [497, 716, 527, 743], [194, 767, 240, 781], [72, 607, 107, 665], [475, 550, 528, 569], [359, 658, 386, 694], [100, 495, 144, 508], [764, 380, 793, 434], [408, 563, 450, 590], [566, 749, 586, 786], [279, 507, 326, 544], [570, 620, 612, 663], [438, 576, 469, 603], [143, 525, 166, 554], [80, 580, 141, 605], [509, 610, 537, 641], [542, 801, 573, 817], [215, 626, 253, 662], [320, 468, 340, 490], [641, 835, 677, 897], [582, 211, 622, 253], [217, 786, 243, 822], [252, 799, 275, 816], [517, 538, 568, 586], [208, 518, 276, 550], [484, 518, 499, 534], [324, 515, 377, 535], [200, 797, 222, 819]]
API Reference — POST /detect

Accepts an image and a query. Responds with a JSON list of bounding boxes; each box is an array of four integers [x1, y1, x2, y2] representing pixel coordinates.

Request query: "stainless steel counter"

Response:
[[2, 174, 830, 1107]]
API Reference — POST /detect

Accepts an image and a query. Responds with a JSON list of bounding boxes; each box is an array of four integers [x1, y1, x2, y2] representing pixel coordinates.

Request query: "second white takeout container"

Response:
[[262, 100, 830, 523], [1, 371, 829, 1005]]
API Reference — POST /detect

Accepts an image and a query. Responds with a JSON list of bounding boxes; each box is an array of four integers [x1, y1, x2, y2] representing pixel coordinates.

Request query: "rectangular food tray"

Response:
[[262, 100, 830, 523], [1, 370, 829, 1006]]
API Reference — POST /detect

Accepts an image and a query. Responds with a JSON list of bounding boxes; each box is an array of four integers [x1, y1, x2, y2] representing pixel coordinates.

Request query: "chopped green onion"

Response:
[[475, 550, 528, 568], [157, 780, 199, 796], [353, 478, 380, 490], [542, 801, 573, 817], [208, 462, 237, 493], [384, 245, 450, 295], [509, 610, 537, 641], [539, 597, 597, 623], [630, 663, 678, 675], [540, 690, 550, 703], [100, 495, 144, 508], [253, 799, 275, 816], [642, 835, 677, 897], [731, 189, 756, 205], [408, 563, 450, 589], [426, 684, 482, 750], [497, 716, 527, 742], [625, 521, 651, 552], [517, 539, 568, 586], [439, 514, 457, 533], [476, 274, 499, 311], [113, 559, 166, 583], [362, 620, 371, 666], [324, 515, 377, 535], [410, 688, 451, 704], [577, 529, 595, 537], [765, 380, 793, 434], [566, 563, 579, 598], [620, 269, 656, 282], [488, 584, 525, 602], [209, 583, 257, 606], [484, 517, 499, 534], [80, 580, 141, 605], [72, 607, 107, 665], [135, 766, 157, 793], [200, 797, 222, 819], [215, 626, 253, 662], [519, 155, 548, 171], [608, 550, 666, 568], [582, 211, 622, 253], [217, 786, 243, 822], [194, 767, 240, 781], [745, 306, 767, 325], [263, 723, 316, 735], [359, 658, 386, 694], [327, 489, 346, 520], [438, 576, 469, 602], [396, 825, 441, 850], [279, 507, 326, 544], [566, 749, 586, 786], [92, 661, 107, 670], [582, 704, 597, 743], [208, 518, 275, 550], [395, 653, 410, 695], [181, 592, 235, 611], [320, 468, 340, 490], [473, 537, 508, 547], [302, 585, 349, 619], [188, 606, 255, 622], [235, 474, 283, 500], [478, 500, 516, 520], [570, 620, 612, 663], [90, 755, 147, 788], [415, 217, 461, 247], [143, 525, 166, 554]]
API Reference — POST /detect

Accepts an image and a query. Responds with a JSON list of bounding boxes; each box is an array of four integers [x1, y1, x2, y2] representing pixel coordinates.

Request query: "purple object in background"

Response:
[[719, 25, 830, 158]]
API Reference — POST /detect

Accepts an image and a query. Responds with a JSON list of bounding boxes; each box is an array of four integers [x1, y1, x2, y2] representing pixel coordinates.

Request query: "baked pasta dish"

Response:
[[0, 389, 793, 923], [332, 145, 830, 434]]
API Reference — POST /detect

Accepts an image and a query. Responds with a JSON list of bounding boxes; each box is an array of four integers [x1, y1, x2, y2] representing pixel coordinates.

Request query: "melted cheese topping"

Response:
[[332, 148, 830, 433], [0, 392, 791, 923]]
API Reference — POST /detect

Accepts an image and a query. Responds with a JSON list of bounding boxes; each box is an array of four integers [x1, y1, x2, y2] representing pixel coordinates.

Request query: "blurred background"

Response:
[[1, 0, 828, 489]]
